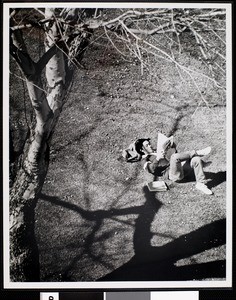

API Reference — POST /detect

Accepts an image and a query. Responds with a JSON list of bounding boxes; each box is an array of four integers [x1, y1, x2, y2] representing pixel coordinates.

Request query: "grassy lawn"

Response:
[[34, 41, 227, 283]]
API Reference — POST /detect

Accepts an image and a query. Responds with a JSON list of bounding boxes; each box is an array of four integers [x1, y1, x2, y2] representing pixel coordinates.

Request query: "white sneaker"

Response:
[[196, 146, 211, 157], [196, 182, 213, 195]]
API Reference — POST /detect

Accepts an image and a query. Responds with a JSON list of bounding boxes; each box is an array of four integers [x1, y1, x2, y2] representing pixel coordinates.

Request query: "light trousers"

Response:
[[168, 151, 206, 183]]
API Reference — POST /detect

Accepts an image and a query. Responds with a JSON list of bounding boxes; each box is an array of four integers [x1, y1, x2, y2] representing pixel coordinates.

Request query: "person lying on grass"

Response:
[[122, 134, 212, 195]]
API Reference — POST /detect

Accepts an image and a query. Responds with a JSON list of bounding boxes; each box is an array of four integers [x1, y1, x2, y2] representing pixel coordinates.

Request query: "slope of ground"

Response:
[[33, 40, 227, 283]]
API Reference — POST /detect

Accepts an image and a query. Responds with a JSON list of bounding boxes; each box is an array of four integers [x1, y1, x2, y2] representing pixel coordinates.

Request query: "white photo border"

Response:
[[3, 1, 233, 290]]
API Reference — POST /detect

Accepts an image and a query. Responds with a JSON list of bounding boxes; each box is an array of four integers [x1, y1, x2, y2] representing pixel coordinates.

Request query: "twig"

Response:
[[197, 11, 226, 20], [121, 19, 223, 88], [171, 9, 182, 53], [10, 9, 18, 19], [189, 25, 209, 61], [104, 26, 128, 58], [10, 71, 49, 95], [195, 20, 226, 45], [135, 40, 144, 75], [34, 8, 45, 17], [53, 11, 71, 53]]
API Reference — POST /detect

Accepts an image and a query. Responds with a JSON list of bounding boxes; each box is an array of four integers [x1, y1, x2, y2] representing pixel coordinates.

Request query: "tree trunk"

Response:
[[9, 75, 52, 281], [9, 7, 91, 281], [9, 141, 49, 281], [9, 7, 69, 282]]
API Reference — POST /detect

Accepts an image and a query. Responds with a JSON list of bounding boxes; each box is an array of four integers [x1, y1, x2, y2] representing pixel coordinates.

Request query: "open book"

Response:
[[156, 132, 174, 157], [146, 180, 168, 192]]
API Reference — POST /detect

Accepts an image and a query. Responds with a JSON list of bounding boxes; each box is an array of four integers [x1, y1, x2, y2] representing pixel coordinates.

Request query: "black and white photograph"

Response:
[[2, 1, 232, 290]]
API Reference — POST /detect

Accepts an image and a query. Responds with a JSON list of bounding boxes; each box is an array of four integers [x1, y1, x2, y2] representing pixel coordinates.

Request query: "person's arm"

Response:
[[143, 154, 164, 174]]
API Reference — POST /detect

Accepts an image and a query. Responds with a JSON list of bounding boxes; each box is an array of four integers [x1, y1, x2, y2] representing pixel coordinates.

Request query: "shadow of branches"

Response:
[[40, 180, 226, 281], [40, 191, 157, 281], [99, 186, 226, 281]]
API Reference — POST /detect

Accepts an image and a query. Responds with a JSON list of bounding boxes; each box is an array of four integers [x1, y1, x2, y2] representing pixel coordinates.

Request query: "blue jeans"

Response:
[[168, 151, 206, 183]]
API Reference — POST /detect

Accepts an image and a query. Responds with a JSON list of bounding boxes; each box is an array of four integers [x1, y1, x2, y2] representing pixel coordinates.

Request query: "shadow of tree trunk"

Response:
[[99, 186, 226, 281]]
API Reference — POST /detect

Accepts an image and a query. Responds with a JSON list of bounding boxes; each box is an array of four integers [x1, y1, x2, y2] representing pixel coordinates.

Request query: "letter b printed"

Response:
[[40, 293, 59, 300]]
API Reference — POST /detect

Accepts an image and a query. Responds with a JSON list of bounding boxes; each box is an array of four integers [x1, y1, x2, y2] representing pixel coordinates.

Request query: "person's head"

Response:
[[135, 138, 153, 155]]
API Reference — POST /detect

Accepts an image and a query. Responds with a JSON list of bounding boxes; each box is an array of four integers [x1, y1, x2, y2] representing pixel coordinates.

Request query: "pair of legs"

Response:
[[168, 149, 212, 195], [169, 151, 205, 182]]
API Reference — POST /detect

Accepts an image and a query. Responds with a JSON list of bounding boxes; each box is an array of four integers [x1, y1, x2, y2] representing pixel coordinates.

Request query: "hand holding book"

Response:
[[156, 133, 174, 161]]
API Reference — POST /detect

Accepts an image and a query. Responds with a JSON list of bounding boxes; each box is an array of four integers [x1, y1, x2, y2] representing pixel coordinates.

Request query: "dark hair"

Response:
[[135, 138, 151, 155]]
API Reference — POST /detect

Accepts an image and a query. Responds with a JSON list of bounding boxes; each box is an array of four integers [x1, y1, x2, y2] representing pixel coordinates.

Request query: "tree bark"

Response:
[[9, 7, 92, 281], [9, 74, 52, 281], [9, 8, 65, 281]]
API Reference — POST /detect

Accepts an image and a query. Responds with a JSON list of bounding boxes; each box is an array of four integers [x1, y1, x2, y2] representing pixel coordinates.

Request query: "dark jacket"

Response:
[[143, 144, 177, 178]]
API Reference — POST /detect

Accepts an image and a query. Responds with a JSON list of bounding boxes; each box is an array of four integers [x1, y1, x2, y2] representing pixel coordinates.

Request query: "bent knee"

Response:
[[170, 153, 181, 163], [190, 156, 202, 167]]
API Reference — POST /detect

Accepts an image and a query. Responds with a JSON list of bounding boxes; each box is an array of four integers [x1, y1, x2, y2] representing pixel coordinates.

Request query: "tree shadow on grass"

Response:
[[99, 186, 226, 281], [39, 192, 160, 281], [40, 183, 226, 282]]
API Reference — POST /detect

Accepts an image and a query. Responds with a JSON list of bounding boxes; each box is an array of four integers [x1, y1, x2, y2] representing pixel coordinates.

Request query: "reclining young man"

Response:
[[134, 136, 212, 195]]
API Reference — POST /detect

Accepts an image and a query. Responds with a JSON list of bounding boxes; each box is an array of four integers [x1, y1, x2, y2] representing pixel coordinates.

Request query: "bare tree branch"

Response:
[[36, 43, 61, 73], [10, 35, 36, 77]]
